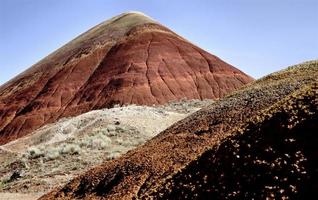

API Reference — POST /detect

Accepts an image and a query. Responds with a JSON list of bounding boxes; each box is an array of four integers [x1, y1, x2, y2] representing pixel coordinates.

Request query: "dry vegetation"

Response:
[[38, 60, 318, 200], [0, 100, 212, 196]]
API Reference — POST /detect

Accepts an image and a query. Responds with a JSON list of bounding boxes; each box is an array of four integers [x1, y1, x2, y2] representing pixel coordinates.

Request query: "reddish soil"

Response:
[[0, 12, 253, 145], [39, 61, 318, 200]]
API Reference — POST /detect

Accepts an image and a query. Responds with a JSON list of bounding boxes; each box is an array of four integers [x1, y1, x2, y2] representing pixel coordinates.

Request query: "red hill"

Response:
[[0, 12, 253, 144]]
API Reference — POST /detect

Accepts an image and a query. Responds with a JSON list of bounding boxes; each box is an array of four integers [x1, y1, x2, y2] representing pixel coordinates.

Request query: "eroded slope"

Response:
[[0, 12, 252, 145], [40, 61, 317, 199]]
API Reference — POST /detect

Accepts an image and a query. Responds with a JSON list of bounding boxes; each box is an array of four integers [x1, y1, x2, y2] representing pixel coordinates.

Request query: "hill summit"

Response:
[[0, 12, 253, 144]]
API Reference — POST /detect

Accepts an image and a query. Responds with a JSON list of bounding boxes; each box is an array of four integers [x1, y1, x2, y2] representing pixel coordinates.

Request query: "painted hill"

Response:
[[0, 11, 253, 145], [39, 60, 317, 199]]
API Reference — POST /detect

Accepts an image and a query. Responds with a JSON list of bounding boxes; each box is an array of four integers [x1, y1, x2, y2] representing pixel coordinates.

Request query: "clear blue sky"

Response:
[[1, 0, 317, 85]]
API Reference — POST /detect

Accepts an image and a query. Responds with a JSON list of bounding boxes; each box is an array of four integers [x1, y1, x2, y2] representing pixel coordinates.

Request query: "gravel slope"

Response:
[[149, 81, 318, 199]]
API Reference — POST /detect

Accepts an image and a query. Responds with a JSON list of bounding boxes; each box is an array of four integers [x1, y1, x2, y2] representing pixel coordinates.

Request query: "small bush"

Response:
[[60, 144, 81, 155], [62, 124, 76, 135], [91, 137, 111, 149], [80, 132, 112, 150], [45, 148, 60, 160], [107, 124, 116, 132], [115, 126, 126, 132], [26, 147, 44, 159], [114, 137, 123, 145], [0, 178, 10, 189]]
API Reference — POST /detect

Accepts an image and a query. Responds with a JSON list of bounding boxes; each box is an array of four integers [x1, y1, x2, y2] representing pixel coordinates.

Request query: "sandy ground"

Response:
[[0, 193, 43, 200]]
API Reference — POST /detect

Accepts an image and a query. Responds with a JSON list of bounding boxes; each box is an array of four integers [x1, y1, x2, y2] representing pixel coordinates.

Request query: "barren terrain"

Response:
[[40, 60, 318, 199], [0, 100, 212, 199]]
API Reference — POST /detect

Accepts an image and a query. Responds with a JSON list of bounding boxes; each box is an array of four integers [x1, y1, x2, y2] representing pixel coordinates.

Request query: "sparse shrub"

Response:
[[80, 132, 112, 150], [107, 124, 116, 132], [45, 148, 60, 160], [26, 147, 44, 159], [71, 166, 79, 171], [0, 177, 10, 189], [115, 126, 126, 132], [20, 157, 30, 169], [97, 129, 109, 135], [114, 137, 123, 145], [77, 118, 92, 128], [0, 171, 23, 189], [91, 137, 111, 149], [79, 139, 89, 147], [0, 181, 4, 189], [62, 124, 76, 135], [60, 144, 81, 155]]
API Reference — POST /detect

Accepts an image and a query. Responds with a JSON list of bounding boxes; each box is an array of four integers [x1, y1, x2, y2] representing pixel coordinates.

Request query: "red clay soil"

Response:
[[39, 62, 318, 199], [0, 12, 253, 145]]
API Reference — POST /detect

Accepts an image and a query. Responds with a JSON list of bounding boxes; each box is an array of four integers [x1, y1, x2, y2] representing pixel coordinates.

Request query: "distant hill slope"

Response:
[[39, 60, 317, 200], [0, 11, 253, 145]]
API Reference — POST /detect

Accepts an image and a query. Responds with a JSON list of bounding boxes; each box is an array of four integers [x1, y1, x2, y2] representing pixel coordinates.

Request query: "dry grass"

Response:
[[0, 100, 211, 194]]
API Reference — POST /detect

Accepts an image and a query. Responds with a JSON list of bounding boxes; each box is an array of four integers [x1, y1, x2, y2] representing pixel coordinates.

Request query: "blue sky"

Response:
[[0, 0, 317, 85]]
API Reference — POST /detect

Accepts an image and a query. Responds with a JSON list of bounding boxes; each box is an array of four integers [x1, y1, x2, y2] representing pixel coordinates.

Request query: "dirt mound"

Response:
[[39, 61, 317, 200], [147, 82, 318, 199], [0, 12, 252, 145]]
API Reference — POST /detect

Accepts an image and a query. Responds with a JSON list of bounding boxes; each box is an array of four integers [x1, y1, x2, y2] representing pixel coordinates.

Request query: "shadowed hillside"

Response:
[[148, 81, 318, 199]]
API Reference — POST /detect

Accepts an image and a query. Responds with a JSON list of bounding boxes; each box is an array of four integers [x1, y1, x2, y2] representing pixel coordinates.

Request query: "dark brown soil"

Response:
[[148, 82, 318, 200]]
